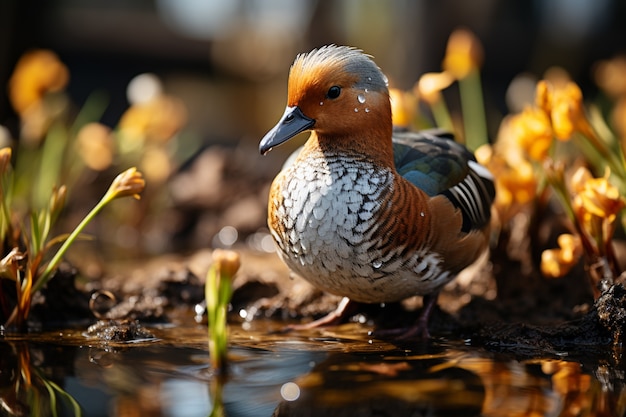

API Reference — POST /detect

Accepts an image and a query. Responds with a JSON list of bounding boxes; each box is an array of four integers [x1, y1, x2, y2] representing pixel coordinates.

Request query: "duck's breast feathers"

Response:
[[392, 129, 495, 231]]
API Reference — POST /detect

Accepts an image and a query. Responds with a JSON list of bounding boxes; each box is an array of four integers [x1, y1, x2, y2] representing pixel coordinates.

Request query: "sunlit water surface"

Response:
[[1, 320, 624, 417]]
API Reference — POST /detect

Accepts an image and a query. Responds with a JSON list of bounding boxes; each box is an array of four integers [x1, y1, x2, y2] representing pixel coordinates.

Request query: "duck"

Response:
[[259, 45, 495, 338]]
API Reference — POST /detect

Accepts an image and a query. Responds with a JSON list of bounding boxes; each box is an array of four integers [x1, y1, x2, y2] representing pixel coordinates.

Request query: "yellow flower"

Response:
[[49, 185, 67, 219], [593, 55, 626, 98], [482, 118, 541, 220], [556, 234, 583, 265], [76, 123, 115, 171], [106, 167, 145, 201], [415, 72, 454, 104], [540, 234, 582, 278], [571, 167, 624, 223], [8, 50, 69, 116], [508, 107, 553, 161], [536, 80, 588, 140], [569, 166, 593, 193], [473, 143, 492, 167], [389, 88, 417, 128], [475, 142, 537, 223], [140, 146, 172, 183], [496, 159, 537, 206], [534, 79, 552, 115], [0, 147, 12, 177], [118, 95, 187, 145], [442, 28, 483, 80], [541, 250, 565, 278], [211, 249, 241, 279], [569, 167, 623, 270]]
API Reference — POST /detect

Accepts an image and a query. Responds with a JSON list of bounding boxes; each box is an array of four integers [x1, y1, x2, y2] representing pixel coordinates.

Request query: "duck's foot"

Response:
[[369, 292, 439, 340], [284, 297, 363, 331]]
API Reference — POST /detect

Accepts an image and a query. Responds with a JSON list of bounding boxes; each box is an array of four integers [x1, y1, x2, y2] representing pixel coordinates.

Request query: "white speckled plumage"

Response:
[[269, 149, 448, 303]]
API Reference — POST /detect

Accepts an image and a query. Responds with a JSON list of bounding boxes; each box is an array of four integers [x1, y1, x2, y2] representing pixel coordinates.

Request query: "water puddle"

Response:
[[1, 320, 624, 416]]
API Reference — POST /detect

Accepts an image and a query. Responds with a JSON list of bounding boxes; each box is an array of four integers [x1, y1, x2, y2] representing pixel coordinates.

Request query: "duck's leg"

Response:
[[286, 297, 362, 331], [370, 292, 439, 339], [399, 292, 439, 339]]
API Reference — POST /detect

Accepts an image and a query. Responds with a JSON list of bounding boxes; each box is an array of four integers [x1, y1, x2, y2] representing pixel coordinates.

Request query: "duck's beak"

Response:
[[259, 106, 315, 155]]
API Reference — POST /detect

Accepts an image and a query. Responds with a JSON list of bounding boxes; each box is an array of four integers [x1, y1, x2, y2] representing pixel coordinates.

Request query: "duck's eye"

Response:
[[326, 86, 341, 99]]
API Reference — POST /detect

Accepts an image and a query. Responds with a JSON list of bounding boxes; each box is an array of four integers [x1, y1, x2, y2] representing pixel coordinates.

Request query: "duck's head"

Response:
[[259, 45, 391, 155]]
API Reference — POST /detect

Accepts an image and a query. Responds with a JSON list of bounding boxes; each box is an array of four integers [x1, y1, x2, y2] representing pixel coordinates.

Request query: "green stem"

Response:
[[459, 69, 488, 151], [208, 377, 225, 417], [70, 90, 109, 137], [0, 177, 13, 241], [35, 123, 67, 210], [37, 367, 83, 417], [584, 132, 626, 183], [206, 265, 221, 370], [33, 192, 113, 294], [13, 146, 40, 213], [429, 97, 455, 133], [206, 260, 233, 374]]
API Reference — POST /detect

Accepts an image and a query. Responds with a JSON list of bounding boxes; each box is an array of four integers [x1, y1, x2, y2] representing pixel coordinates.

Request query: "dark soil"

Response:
[[19, 244, 622, 360], [5, 146, 626, 360]]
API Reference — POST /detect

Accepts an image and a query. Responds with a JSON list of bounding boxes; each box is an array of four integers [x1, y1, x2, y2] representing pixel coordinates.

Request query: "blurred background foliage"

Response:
[[3, 1, 625, 137], [1, 0, 626, 265]]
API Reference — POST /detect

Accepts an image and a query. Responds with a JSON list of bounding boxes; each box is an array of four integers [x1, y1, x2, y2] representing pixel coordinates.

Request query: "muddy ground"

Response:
[[13, 146, 626, 358]]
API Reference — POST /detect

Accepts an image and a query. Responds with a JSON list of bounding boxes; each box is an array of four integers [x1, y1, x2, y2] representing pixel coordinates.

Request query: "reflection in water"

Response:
[[273, 349, 485, 416], [0, 322, 624, 416], [0, 341, 81, 417]]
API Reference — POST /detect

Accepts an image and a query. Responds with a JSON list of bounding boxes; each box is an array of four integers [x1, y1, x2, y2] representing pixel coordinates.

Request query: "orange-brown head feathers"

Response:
[[260, 45, 394, 165], [289, 46, 391, 136], [287, 45, 388, 106]]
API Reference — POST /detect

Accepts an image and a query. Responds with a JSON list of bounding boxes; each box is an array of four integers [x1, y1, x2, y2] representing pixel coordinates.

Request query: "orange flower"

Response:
[[118, 95, 187, 145], [475, 143, 537, 222], [536, 80, 588, 140], [571, 167, 624, 223], [594, 55, 626, 98], [211, 249, 241, 279], [76, 123, 115, 171], [569, 166, 593, 193], [415, 72, 454, 104], [389, 88, 417, 128], [140, 146, 172, 183], [541, 234, 583, 278], [8, 50, 69, 116], [442, 28, 483, 80], [534, 79, 552, 115], [106, 167, 145, 201], [508, 107, 553, 161], [0, 147, 12, 177], [495, 159, 537, 210], [569, 167, 623, 274]]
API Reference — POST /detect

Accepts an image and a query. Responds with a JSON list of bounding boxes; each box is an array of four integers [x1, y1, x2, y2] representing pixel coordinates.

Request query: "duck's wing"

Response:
[[392, 129, 495, 232]]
